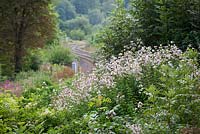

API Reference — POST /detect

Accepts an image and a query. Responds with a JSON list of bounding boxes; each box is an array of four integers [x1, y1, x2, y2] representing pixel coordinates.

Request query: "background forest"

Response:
[[53, 0, 117, 40], [0, 0, 200, 133]]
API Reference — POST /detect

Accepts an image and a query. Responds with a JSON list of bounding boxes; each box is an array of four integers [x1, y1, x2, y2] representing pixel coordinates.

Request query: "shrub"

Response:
[[98, 0, 200, 58], [15, 71, 52, 90], [47, 45, 74, 65], [52, 66, 74, 81], [60, 16, 92, 38], [69, 29, 85, 40], [22, 81, 58, 108], [22, 50, 42, 71], [101, 75, 146, 116], [141, 49, 200, 132], [88, 9, 104, 25], [0, 94, 19, 133], [53, 44, 199, 132], [1, 44, 199, 133], [0, 64, 8, 82]]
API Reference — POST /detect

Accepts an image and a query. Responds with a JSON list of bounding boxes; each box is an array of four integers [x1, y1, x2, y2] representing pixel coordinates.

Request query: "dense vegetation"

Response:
[[0, 0, 200, 133], [0, 0, 58, 77], [1, 46, 199, 133], [98, 0, 200, 58], [54, 0, 116, 40]]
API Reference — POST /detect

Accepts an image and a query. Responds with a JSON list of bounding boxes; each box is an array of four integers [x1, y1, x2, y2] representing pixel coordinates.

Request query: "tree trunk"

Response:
[[14, 8, 26, 73], [14, 23, 24, 73], [14, 29, 23, 73], [14, 43, 22, 73]]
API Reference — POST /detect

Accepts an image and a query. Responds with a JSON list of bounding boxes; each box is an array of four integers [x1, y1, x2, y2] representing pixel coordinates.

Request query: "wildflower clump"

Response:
[[53, 45, 199, 109], [51, 44, 200, 133]]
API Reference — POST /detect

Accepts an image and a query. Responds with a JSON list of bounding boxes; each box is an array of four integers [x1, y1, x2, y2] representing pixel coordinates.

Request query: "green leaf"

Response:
[[146, 85, 159, 95]]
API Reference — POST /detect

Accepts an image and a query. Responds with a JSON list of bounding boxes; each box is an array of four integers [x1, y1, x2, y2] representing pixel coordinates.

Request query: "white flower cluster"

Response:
[[53, 45, 199, 110], [135, 45, 182, 67], [52, 85, 87, 110], [127, 124, 142, 134]]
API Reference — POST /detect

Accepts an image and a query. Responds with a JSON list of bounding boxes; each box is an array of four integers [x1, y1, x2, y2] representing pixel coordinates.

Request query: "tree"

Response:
[[132, 0, 161, 46], [97, 0, 135, 58], [98, 0, 200, 58], [71, 0, 100, 14], [132, 0, 200, 50], [62, 16, 91, 36], [170, 0, 200, 50], [0, 0, 57, 74], [70, 29, 85, 40], [88, 9, 104, 25]]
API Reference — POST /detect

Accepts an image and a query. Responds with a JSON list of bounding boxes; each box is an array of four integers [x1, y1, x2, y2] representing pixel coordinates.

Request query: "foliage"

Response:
[[99, 75, 146, 117], [71, 0, 100, 14], [0, 94, 19, 133], [56, 0, 76, 21], [52, 66, 74, 81], [69, 29, 85, 40], [100, 0, 116, 16], [0, 1, 57, 73], [15, 71, 52, 90], [46, 45, 74, 65], [98, 0, 200, 58], [88, 9, 104, 25], [52, 45, 199, 133], [1, 1, 200, 133], [131, 0, 200, 50], [54, 0, 116, 40], [60, 16, 91, 37], [0, 45, 199, 133], [0, 82, 61, 133], [22, 81, 58, 108], [0, 46, 14, 77], [97, 0, 137, 58], [139, 48, 200, 133], [22, 50, 42, 71]]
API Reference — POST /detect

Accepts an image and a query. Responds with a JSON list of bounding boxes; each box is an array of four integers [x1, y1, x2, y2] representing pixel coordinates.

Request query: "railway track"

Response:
[[71, 45, 94, 63], [70, 44, 95, 73]]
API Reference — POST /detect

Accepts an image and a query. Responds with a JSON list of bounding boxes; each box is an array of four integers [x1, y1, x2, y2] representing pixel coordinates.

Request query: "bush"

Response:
[[60, 16, 92, 38], [0, 45, 199, 133], [0, 64, 8, 82], [22, 81, 58, 108], [0, 85, 65, 133], [140, 49, 200, 132], [101, 75, 146, 116], [69, 29, 85, 40], [22, 50, 42, 71], [0, 94, 19, 133], [88, 9, 104, 25], [47, 45, 74, 65], [52, 66, 74, 81], [0, 59, 14, 78], [15, 70, 52, 90], [53, 45, 199, 132]]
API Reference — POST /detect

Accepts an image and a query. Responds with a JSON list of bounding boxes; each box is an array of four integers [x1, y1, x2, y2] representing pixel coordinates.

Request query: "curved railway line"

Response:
[[71, 46, 94, 63], [70, 45, 95, 73]]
